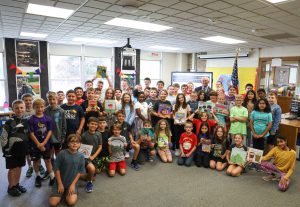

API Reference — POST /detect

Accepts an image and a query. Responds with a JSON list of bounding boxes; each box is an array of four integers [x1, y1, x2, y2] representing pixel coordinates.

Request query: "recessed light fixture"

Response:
[[20, 32, 48, 38], [150, 45, 182, 51], [266, 0, 289, 3], [26, 3, 74, 19], [201, 36, 246, 44], [105, 18, 172, 32], [72, 37, 117, 44]]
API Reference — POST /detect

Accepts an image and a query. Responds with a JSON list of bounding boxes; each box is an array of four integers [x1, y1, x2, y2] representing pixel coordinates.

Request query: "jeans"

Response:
[[177, 154, 194, 167]]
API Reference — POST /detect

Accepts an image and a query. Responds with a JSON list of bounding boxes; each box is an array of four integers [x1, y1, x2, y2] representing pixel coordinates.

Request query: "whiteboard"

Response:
[[171, 72, 213, 88]]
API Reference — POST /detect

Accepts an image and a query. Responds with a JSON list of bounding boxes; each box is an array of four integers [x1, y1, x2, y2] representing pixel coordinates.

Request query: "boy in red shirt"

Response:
[[177, 121, 198, 167]]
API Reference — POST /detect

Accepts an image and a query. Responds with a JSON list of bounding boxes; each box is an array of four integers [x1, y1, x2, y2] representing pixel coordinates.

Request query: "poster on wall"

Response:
[[15, 40, 40, 72], [16, 74, 41, 99], [171, 72, 213, 88], [274, 67, 290, 86], [217, 74, 232, 95], [121, 48, 136, 72]]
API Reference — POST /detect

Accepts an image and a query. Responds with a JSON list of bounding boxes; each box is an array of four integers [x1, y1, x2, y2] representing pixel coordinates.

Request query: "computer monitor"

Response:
[[290, 99, 300, 117]]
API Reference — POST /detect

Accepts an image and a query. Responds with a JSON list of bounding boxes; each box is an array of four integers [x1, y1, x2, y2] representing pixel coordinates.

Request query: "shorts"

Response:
[[50, 184, 78, 198], [108, 160, 126, 171], [5, 156, 26, 169], [84, 158, 100, 168], [210, 156, 227, 163], [30, 148, 51, 161]]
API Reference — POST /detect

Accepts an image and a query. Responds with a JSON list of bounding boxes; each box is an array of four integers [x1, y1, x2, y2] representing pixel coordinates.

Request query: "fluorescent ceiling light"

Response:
[[150, 45, 181, 51], [26, 3, 74, 19], [201, 36, 246, 44], [266, 0, 289, 3], [73, 37, 117, 44], [105, 18, 172, 32], [20, 32, 48, 38]]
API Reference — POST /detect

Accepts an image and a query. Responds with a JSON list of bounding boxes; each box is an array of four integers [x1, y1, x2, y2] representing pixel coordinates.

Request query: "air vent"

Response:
[[261, 33, 297, 40]]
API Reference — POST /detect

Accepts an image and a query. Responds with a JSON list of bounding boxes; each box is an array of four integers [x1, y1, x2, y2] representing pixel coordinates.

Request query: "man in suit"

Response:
[[195, 77, 212, 101]]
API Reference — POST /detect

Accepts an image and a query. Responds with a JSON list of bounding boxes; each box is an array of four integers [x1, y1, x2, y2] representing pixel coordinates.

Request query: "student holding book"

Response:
[[260, 135, 296, 192], [152, 89, 173, 127], [177, 121, 197, 167], [226, 134, 247, 177], [194, 122, 211, 168], [134, 92, 149, 140], [249, 98, 272, 151], [210, 126, 229, 171], [155, 119, 172, 163], [102, 88, 116, 128], [172, 93, 191, 156]]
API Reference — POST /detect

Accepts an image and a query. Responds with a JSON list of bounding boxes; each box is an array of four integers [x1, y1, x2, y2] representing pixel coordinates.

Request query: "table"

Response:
[[279, 114, 300, 150]]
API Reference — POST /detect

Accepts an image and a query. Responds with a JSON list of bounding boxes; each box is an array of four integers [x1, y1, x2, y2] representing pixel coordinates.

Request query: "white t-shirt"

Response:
[[135, 102, 149, 118]]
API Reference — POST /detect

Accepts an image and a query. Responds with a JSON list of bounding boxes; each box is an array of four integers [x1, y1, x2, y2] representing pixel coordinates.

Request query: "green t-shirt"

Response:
[[157, 133, 169, 149], [229, 106, 248, 135]]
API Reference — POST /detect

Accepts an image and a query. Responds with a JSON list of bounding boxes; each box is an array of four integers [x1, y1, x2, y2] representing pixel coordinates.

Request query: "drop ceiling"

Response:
[[0, 0, 300, 53]]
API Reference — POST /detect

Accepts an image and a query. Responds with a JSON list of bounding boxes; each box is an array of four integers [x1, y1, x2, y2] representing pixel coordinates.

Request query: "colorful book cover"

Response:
[[214, 103, 228, 115], [247, 147, 263, 164], [158, 103, 172, 115], [78, 144, 93, 158], [104, 100, 116, 114], [230, 147, 247, 166], [141, 128, 155, 140], [96, 65, 107, 78], [174, 112, 186, 124], [202, 140, 211, 153], [213, 144, 223, 157]]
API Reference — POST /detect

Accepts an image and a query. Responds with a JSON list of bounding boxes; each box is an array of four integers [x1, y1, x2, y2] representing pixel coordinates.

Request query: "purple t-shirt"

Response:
[[28, 115, 53, 150]]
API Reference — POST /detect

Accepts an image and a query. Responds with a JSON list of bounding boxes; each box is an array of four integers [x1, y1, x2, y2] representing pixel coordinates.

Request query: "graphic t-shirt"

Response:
[[179, 132, 198, 154], [28, 115, 53, 150], [146, 99, 158, 112], [250, 111, 272, 137], [157, 133, 169, 150], [212, 138, 229, 158], [61, 104, 84, 135], [108, 136, 126, 162]]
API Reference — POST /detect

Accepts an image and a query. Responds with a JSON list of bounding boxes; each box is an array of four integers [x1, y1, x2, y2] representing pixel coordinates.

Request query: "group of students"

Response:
[[0, 77, 297, 207]]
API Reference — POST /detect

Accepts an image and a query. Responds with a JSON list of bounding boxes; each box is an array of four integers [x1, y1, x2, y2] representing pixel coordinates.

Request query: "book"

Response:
[[78, 144, 93, 158], [202, 142, 211, 153], [158, 103, 172, 115], [141, 128, 155, 140], [213, 144, 223, 158], [174, 112, 186, 124], [96, 65, 107, 78], [214, 103, 228, 115], [104, 100, 116, 114], [230, 147, 247, 166], [247, 147, 264, 164]]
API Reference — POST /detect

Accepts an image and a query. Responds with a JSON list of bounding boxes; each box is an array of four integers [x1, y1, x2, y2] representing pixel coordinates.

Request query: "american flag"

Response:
[[231, 54, 239, 94]]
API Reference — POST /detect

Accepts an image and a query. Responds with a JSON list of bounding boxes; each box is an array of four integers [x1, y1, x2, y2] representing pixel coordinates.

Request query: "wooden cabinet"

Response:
[[277, 96, 293, 114]]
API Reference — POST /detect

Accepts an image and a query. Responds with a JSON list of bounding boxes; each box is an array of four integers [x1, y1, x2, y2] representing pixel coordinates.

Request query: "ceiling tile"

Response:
[[157, 8, 182, 15], [150, 0, 180, 7], [189, 7, 212, 15], [170, 2, 197, 11], [204, 1, 232, 10]]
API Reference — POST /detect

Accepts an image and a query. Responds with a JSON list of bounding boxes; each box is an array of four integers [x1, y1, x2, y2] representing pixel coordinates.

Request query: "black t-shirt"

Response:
[[120, 121, 131, 143], [146, 98, 158, 111], [81, 100, 103, 130], [61, 104, 84, 135], [212, 138, 229, 158], [99, 130, 110, 157]]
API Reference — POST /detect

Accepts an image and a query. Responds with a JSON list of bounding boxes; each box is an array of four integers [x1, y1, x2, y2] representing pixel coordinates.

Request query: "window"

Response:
[[49, 56, 81, 93], [83, 57, 113, 89], [49, 55, 113, 93], [0, 53, 7, 105], [140, 60, 161, 87]]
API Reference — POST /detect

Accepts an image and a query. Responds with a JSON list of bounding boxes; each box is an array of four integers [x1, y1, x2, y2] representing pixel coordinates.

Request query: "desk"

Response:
[[279, 114, 300, 150]]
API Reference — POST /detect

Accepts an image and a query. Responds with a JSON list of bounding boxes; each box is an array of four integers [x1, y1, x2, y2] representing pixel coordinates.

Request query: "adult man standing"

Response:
[[195, 77, 212, 100]]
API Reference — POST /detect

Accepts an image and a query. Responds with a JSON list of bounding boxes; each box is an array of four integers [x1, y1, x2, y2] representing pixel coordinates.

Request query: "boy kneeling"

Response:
[[49, 134, 85, 207]]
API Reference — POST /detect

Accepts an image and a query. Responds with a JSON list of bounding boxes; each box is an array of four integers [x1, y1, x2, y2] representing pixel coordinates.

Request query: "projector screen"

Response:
[[171, 72, 213, 88]]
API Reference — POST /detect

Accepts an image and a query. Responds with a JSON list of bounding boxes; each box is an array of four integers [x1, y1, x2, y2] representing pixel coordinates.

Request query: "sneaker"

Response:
[[16, 184, 27, 193], [175, 149, 181, 157], [130, 162, 140, 171], [26, 166, 33, 178], [125, 152, 130, 159], [42, 171, 50, 180], [148, 156, 154, 162], [49, 177, 55, 186], [262, 175, 277, 181], [7, 186, 21, 197], [86, 181, 93, 193], [35, 176, 42, 187], [39, 165, 45, 175]]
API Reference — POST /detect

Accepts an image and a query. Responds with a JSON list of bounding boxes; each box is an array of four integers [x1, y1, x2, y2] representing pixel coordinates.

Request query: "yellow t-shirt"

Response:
[[262, 146, 296, 179]]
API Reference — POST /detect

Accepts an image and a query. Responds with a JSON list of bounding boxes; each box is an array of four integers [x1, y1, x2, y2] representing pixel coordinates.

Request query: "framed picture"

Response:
[[15, 40, 40, 72], [16, 74, 40, 99], [171, 72, 213, 88]]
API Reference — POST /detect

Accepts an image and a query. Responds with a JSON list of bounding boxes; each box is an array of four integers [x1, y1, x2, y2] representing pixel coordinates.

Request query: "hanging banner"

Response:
[[16, 74, 41, 99], [15, 40, 40, 72]]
